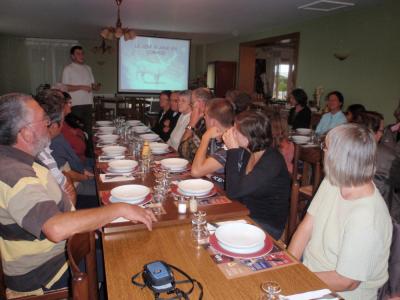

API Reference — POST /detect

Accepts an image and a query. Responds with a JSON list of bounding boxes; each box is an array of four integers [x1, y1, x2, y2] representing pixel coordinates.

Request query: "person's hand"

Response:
[[83, 170, 94, 179], [189, 102, 204, 127], [162, 126, 170, 133], [81, 85, 92, 92], [204, 126, 223, 140], [223, 127, 239, 149], [63, 179, 77, 205], [122, 205, 157, 231], [91, 83, 101, 91]]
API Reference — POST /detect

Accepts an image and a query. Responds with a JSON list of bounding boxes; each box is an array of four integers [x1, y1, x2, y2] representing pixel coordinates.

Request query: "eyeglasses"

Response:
[[25, 115, 51, 128]]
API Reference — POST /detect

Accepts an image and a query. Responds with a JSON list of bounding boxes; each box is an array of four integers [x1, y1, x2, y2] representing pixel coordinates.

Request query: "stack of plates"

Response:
[[215, 223, 266, 254], [108, 160, 138, 173], [134, 126, 149, 133], [149, 142, 169, 154], [127, 120, 141, 126], [292, 135, 310, 144], [110, 184, 150, 204], [178, 179, 214, 196], [98, 134, 119, 144], [296, 128, 312, 135], [98, 126, 116, 134], [102, 145, 127, 156], [160, 158, 188, 172], [96, 120, 113, 127], [140, 133, 159, 142]]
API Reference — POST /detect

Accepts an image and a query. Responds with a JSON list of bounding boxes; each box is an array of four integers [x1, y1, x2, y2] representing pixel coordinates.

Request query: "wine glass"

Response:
[[260, 281, 282, 300]]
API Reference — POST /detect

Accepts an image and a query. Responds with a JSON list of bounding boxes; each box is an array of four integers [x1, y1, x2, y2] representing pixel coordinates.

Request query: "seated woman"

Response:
[[269, 111, 294, 173], [345, 103, 366, 122], [288, 88, 311, 129], [288, 123, 392, 300], [355, 111, 400, 222], [223, 110, 290, 240], [315, 91, 347, 135], [167, 90, 192, 151]]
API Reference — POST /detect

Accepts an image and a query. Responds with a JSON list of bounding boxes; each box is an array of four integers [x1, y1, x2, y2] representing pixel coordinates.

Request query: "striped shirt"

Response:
[[0, 145, 73, 292], [37, 146, 66, 187]]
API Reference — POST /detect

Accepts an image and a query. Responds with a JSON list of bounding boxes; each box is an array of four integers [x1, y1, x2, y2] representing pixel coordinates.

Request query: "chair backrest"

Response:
[[310, 112, 322, 129], [287, 144, 324, 242], [291, 144, 323, 194], [378, 220, 400, 299], [67, 231, 98, 300], [0, 252, 69, 300]]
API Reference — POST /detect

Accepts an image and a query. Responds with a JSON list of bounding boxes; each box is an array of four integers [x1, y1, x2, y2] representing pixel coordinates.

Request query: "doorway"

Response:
[[239, 32, 299, 102]]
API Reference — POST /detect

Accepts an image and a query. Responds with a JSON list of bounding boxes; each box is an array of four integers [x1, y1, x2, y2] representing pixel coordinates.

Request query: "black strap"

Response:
[[131, 263, 203, 300]]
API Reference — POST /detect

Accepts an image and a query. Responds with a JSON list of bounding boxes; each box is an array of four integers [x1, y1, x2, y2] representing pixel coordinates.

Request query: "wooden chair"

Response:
[[94, 96, 114, 121], [310, 112, 322, 129], [0, 253, 69, 300], [287, 144, 324, 242], [67, 232, 98, 300]]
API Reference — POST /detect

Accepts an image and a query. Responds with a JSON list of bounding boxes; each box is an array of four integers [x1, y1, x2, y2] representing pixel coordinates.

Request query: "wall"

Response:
[[204, 0, 400, 123], [0, 36, 200, 96]]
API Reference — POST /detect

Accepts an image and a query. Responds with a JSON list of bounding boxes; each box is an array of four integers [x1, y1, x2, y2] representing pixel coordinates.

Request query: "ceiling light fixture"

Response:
[[100, 0, 136, 41]]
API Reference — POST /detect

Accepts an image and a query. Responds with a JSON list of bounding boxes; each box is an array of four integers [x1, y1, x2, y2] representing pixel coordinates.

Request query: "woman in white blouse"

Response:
[[167, 90, 192, 150]]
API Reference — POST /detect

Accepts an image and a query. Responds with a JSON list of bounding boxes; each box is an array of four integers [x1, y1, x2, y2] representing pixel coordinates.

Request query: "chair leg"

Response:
[[287, 181, 300, 243]]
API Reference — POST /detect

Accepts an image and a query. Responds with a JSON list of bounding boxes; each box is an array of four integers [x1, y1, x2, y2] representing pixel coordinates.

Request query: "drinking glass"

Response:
[[152, 192, 163, 215], [260, 281, 282, 300]]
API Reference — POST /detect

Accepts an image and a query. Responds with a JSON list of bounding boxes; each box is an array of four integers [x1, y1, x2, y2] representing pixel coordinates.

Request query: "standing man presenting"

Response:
[[62, 45, 100, 135]]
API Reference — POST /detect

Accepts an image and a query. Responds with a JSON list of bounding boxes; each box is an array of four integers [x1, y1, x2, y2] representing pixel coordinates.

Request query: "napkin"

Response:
[[301, 144, 319, 148], [283, 289, 337, 300], [100, 173, 134, 182], [207, 219, 247, 233], [98, 155, 125, 162]]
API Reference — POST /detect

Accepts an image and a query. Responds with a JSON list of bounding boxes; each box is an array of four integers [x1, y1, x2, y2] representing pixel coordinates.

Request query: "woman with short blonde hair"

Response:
[[288, 123, 392, 300]]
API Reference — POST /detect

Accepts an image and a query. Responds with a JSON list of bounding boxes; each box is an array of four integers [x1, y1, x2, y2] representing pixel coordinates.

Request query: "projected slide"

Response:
[[119, 36, 190, 93]]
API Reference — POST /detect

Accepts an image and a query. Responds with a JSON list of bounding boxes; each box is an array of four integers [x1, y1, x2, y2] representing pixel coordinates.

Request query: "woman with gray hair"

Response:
[[288, 123, 392, 300]]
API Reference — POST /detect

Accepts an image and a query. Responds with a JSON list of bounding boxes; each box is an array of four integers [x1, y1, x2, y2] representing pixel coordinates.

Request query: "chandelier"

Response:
[[100, 0, 136, 41]]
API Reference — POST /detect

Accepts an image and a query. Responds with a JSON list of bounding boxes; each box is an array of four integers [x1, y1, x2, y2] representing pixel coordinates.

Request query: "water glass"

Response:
[[260, 281, 282, 300], [152, 192, 163, 215]]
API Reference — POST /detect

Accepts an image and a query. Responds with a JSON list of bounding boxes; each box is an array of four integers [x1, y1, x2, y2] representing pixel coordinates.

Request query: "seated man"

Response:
[[178, 88, 212, 161], [191, 98, 234, 187], [0, 93, 156, 295], [35, 90, 95, 196]]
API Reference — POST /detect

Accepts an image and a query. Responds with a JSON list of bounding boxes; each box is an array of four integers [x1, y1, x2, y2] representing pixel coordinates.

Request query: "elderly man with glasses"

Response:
[[0, 93, 156, 296]]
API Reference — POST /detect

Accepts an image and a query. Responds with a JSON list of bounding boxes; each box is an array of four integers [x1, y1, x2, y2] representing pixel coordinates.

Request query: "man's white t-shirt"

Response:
[[62, 62, 95, 106]]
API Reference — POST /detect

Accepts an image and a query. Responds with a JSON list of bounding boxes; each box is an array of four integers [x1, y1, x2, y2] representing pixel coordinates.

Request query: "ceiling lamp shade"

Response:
[[100, 0, 136, 41]]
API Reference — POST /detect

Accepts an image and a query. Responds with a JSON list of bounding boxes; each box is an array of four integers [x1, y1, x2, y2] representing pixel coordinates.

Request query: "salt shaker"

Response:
[[189, 196, 198, 213], [178, 196, 187, 214]]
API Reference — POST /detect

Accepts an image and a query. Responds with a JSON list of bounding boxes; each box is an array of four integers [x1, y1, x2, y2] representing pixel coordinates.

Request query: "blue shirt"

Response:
[[50, 134, 85, 173], [315, 111, 347, 135]]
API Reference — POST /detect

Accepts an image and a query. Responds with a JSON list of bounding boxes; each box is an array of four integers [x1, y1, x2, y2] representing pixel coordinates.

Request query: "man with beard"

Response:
[[0, 93, 156, 296]]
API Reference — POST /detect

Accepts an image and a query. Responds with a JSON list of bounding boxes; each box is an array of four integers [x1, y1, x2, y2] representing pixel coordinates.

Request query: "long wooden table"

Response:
[[94, 145, 249, 234], [102, 218, 328, 299]]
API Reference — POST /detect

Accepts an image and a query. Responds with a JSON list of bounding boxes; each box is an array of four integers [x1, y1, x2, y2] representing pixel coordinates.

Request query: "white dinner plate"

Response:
[[134, 126, 150, 133], [215, 223, 266, 249], [296, 128, 312, 135], [140, 133, 160, 142], [102, 145, 127, 156], [98, 134, 119, 142], [218, 240, 265, 254], [110, 184, 150, 202], [108, 159, 138, 171], [96, 120, 113, 126], [109, 195, 146, 205], [126, 120, 141, 126], [160, 158, 188, 171], [149, 142, 169, 153], [178, 179, 214, 196], [292, 135, 310, 144]]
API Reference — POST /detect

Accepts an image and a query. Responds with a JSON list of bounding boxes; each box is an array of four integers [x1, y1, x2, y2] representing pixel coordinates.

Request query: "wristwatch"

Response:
[[186, 125, 194, 131]]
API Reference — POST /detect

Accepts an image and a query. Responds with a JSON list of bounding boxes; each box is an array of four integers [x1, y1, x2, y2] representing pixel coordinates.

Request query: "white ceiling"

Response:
[[0, 0, 381, 44]]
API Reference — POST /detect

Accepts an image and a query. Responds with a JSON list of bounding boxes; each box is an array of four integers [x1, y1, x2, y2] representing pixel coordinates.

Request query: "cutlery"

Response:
[[104, 174, 133, 179]]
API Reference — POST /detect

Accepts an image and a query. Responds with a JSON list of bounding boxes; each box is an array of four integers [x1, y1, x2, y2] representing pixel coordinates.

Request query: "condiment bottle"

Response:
[[189, 196, 198, 213], [178, 196, 187, 214]]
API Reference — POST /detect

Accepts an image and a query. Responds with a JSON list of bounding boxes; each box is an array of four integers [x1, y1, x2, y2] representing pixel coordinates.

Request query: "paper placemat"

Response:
[[203, 220, 297, 279]]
